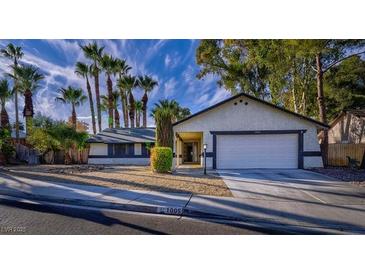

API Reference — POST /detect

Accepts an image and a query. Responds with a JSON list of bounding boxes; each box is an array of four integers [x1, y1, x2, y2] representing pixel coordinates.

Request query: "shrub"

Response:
[[150, 147, 173, 173], [0, 128, 15, 162], [27, 127, 60, 154], [1, 142, 15, 161]]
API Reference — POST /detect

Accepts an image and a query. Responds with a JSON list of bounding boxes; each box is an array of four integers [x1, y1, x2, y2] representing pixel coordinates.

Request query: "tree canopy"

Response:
[[196, 39, 365, 121]]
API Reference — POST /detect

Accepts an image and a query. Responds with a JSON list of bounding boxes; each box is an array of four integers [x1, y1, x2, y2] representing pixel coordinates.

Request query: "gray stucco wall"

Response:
[[173, 94, 323, 168]]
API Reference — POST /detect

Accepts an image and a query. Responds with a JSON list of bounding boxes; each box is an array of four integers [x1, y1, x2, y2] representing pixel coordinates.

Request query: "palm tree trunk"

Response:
[[316, 53, 328, 167], [129, 91, 135, 128], [23, 89, 34, 136], [136, 110, 140, 127], [86, 77, 96, 134], [107, 75, 114, 128], [14, 89, 19, 140], [114, 108, 120, 128], [0, 105, 10, 130], [142, 92, 148, 127], [72, 104, 77, 130], [13, 60, 19, 142], [94, 67, 102, 132], [124, 96, 129, 128], [119, 88, 128, 128], [25, 116, 33, 136]]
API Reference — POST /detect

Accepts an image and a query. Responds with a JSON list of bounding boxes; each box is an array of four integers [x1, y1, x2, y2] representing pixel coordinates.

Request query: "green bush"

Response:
[[150, 147, 173, 173], [0, 128, 15, 162], [1, 142, 15, 161]]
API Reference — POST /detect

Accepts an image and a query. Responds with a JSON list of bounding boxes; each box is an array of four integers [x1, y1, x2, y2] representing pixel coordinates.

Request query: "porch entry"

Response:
[[183, 141, 199, 163], [175, 132, 203, 167]]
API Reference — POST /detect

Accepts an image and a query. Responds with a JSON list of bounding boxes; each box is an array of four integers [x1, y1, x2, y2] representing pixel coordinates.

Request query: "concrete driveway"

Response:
[[213, 169, 365, 233], [217, 169, 365, 204]]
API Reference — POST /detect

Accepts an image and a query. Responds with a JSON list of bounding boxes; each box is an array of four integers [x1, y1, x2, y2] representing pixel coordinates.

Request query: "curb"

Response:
[[0, 189, 181, 216], [0, 189, 364, 234], [0, 189, 282, 222], [0, 189, 258, 221]]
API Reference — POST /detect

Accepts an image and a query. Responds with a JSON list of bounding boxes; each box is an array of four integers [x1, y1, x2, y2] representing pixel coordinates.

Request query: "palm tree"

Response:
[[80, 42, 104, 132], [115, 58, 131, 128], [75, 62, 97, 135], [0, 79, 12, 130], [101, 92, 120, 128], [151, 99, 191, 123], [151, 101, 175, 148], [138, 75, 158, 127], [135, 100, 143, 127], [56, 86, 87, 130], [10, 65, 44, 135], [118, 75, 138, 128], [100, 54, 118, 128], [112, 91, 121, 128], [1, 43, 23, 140]]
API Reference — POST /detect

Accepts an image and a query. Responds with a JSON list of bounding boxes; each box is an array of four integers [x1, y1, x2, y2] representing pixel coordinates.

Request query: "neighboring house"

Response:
[[11, 131, 27, 145], [87, 127, 155, 165], [173, 92, 328, 169], [326, 109, 365, 144]]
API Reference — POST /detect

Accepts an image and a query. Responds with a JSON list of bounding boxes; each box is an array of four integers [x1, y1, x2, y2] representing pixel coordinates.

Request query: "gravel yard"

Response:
[[1, 165, 232, 197], [310, 167, 365, 186]]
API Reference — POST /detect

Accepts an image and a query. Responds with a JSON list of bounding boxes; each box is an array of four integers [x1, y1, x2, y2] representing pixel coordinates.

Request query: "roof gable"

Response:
[[329, 109, 365, 129], [173, 92, 329, 128]]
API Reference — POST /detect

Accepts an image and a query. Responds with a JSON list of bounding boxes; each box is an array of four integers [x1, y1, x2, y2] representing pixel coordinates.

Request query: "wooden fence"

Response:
[[43, 148, 90, 164], [328, 143, 365, 166]]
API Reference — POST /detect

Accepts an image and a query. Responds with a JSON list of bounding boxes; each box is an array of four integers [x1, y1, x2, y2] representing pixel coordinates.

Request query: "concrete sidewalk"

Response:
[[1, 172, 365, 234]]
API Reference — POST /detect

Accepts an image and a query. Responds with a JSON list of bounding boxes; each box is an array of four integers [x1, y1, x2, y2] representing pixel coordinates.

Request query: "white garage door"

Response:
[[217, 134, 298, 169]]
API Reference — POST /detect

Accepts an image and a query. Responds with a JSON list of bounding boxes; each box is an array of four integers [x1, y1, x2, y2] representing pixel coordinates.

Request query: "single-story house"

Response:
[[87, 127, 155, 165], [325, 109, 365, 144], [173, 92, 328, 169]]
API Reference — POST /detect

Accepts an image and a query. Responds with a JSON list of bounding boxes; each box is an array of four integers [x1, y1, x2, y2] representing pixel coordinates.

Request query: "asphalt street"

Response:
[[0, 198, 289, 235]]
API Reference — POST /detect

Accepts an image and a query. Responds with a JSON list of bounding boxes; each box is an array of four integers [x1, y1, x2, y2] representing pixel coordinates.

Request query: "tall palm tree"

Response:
[[135, 100, 143, 128], [80, 42, 104, 132], [151, 99, 191, 122], [115, 58, 131, 128], [1, 43, 23, 140], [101, 91, 120, 128], [138, 75, 158, 127], [0, 79, 12, 130], [56, 86, 87, 130], [100, 54, 118, 128], [118, 75, 138, 128], [10, 65, 44, 135], [75, 62, 97, 135]]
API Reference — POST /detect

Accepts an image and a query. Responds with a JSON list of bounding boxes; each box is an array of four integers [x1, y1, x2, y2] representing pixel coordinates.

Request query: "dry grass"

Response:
[[3, 165, 232, 197]]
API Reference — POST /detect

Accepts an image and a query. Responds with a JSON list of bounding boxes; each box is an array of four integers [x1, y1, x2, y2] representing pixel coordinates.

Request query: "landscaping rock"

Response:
[[310, 167, 365, 185]]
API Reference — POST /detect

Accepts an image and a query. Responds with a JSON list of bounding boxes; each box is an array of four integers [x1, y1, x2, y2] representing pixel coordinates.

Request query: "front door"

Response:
[[184, 143, 194, 162], [183, 142, 198, 163]]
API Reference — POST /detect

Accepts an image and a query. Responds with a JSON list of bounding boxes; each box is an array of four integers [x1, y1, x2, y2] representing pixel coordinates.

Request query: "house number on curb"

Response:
[[158, 207, 183, 215]]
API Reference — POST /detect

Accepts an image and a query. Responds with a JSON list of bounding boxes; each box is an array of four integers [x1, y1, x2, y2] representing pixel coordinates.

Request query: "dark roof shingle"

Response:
[[87, 127, 155, 144]]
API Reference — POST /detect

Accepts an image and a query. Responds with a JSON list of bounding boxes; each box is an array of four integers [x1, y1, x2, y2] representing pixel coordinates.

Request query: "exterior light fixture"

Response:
[[203, 143, 207, 175]]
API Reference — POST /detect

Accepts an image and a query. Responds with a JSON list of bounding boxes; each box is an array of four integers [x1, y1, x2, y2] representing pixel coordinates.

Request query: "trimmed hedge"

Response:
[[150, 147, 173, 173]]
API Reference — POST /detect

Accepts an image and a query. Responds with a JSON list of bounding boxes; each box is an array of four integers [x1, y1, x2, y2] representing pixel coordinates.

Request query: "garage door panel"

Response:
[[217, 134, 298, 169]]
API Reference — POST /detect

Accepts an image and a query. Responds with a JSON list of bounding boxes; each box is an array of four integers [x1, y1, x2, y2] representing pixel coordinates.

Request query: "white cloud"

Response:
[[164, 51, 181, 69], [163, 77, 178, 98], [164, 54, 171, 68], [198, 88, 230, 109], [45, 39, 83, 63]]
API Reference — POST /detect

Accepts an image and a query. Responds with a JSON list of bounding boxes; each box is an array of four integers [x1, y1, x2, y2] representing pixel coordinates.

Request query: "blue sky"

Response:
[[0, 39, 230, 130]]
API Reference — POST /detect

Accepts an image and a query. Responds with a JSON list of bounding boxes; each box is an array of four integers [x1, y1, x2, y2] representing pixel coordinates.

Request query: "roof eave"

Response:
[[173, 92, 329, 129]]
